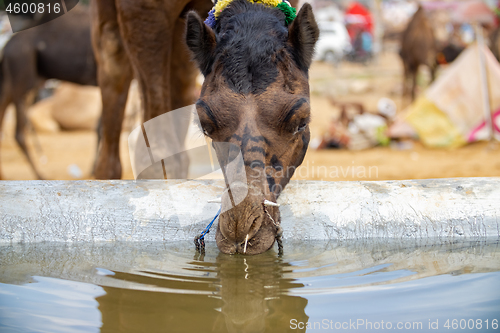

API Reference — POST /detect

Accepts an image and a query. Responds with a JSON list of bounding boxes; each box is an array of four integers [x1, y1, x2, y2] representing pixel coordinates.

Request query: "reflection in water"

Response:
[[215, 253, 308, 333], [0, 239, 499, 332], [97, 251, 308, 333]]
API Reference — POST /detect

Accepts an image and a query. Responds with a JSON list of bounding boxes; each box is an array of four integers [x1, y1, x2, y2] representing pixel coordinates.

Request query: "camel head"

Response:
[[186, 0, 318, 254]]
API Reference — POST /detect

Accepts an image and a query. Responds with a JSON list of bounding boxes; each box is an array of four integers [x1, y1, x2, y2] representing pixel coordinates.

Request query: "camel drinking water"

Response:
[[186, 0, 318, 254], [92, 0, 318, 255]]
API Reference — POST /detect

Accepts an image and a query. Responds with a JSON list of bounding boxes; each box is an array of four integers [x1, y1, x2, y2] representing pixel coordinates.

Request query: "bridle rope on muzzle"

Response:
[[194, 201, 283, 255], [194, 207, 221, 254], [263, 203, 283, 255]]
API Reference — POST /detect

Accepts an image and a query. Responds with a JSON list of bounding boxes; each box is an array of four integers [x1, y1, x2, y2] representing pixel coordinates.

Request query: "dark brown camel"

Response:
[[0, 6, 96, 179], [399, 6, 437, 101], [93, 0, 317, 255], [186, 0, 319, 254]]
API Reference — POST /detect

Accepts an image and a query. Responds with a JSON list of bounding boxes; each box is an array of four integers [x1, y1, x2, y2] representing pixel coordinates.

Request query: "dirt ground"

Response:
[[1, 49, 500, 181]]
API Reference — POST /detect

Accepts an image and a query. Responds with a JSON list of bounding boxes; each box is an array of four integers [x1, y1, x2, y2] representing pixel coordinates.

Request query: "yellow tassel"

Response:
[[214, 0, 282, 18], [254, 0, 281, 6], [214, 0, 234, 18]]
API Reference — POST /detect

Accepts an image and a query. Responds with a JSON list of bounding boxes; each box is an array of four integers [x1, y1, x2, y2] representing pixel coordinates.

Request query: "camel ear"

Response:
[[287, 3, 319, 72], [186, 11, 216, 76]]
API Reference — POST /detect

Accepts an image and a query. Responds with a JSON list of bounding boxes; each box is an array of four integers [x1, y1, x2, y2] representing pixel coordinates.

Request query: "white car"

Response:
[[314, 21, 352, 65]]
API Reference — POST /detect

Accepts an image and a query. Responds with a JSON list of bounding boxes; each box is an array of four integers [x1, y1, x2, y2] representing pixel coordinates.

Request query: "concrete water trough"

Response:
[[1, 177, 499, 244]]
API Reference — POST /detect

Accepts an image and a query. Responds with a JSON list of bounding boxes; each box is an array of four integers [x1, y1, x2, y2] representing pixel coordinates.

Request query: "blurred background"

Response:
[[0, 0, 499, 181]]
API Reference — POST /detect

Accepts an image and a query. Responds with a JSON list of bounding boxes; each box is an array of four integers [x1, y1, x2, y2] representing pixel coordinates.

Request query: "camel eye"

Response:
[[196, 100, 218, 137], [202, 124, 214, 137], [294, 122, 307, 135]]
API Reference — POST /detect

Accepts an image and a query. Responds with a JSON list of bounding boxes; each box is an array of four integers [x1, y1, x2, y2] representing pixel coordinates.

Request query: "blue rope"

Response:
[[195, 207, 221, 253], [200, 207, 221, 239]]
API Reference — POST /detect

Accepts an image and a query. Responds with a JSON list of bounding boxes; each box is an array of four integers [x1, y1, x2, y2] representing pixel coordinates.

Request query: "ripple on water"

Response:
[[0, 239, 499, 332]]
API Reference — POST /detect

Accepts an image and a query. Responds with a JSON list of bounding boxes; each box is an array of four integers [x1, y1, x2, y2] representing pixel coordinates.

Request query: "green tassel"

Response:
[[277, 2, 297, 26]]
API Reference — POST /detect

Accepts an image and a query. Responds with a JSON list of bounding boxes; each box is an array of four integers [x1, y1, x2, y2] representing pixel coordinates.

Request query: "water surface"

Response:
[[0, 239, 499, 332]]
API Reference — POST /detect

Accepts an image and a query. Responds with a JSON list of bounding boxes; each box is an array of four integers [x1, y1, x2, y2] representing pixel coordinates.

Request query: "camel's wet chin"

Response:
[[216, 212, 279, 255]]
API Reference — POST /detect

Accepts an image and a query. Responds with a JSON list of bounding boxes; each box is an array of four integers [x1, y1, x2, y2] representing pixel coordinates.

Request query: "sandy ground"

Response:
[[1, 50, 500, 181]]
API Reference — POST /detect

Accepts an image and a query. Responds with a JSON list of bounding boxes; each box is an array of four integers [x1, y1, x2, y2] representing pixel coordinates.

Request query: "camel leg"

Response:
[[169, 16, 202, 178], [430, 64, 437, 83], [0, 94, 11, 180], [411, 68, 417, 102], [115, 2, 175, 121], [402, 63, 408, 97], [91, 114, 102, 176], [91, 0, 133, 179], [14, 95, 44, 179], [402, 64, 410, 104], [409, 66, 418, 102], [115, 1, 189, 179], [168, 0, 212, 177], [1, 34, 39, 179]]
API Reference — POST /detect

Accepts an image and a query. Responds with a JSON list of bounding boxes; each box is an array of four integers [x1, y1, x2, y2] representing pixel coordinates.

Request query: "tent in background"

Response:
[[405, 43, 500, 148]]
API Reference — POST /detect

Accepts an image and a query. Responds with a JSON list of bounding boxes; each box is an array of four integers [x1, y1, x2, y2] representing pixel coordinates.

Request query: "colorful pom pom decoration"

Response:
[[204, 0, 297, 29]]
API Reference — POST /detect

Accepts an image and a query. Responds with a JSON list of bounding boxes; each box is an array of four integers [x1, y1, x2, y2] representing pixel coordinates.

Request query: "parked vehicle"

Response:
[[314, 21, 352, 65]]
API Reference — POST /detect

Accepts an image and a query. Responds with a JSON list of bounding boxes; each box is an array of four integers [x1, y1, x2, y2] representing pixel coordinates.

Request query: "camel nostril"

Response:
[[250, 214, 261, 231]]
